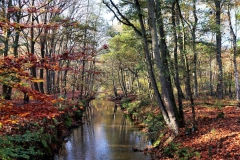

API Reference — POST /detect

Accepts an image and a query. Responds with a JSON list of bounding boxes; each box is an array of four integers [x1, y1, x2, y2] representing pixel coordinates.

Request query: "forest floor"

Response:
[[149, 97, 240, 160]]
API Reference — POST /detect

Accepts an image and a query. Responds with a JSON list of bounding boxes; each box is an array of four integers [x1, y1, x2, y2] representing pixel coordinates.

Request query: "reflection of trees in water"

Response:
[[90, 100, 115, 110], [120, 114, 127, 138], [56, 100, 150, 160], [112, 104, 118, 119], [84, 105, 95, 136]]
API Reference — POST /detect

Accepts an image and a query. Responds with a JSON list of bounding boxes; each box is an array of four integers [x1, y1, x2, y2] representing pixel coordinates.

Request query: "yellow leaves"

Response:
[[9, 120, 18, 124], [39, 8, 46, 13], [31, 79, 44, 83], [59, 97, 65, 101], [19, 112, 31, 117]]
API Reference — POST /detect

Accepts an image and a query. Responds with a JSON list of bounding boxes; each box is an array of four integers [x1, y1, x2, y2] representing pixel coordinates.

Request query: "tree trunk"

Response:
[[120, 68, 128, 97], [154, 0, 180, 127], [192, 0, 198, 97], [135, 0, 171, 131], [171, 1, 184, 127], [227, 2, 239, 100], [111, 62, 118, 98], [177, 0, 196, 128], [40, 36, 46, 93], [142, 0, 179, 135], [39, 13, 49, 94], [215, 0, 223, 99], [80, 28, 87, 99], [3, 0, 13, 100], [30, 0, 39, 91], [210, 52, 213, 96], [63, 60, 70, 98]]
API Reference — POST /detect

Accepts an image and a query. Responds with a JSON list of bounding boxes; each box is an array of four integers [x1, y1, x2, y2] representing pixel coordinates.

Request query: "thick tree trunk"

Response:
[[154, 0, 179, 127], [141, 0, 179, 135]]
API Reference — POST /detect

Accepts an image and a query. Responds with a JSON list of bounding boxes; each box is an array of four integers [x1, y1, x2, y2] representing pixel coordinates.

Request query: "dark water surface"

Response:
[[54, 100, 150, 160]]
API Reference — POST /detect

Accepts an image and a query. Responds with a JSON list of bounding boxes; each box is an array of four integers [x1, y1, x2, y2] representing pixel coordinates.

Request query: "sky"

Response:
[[97, 0, 118, 25]]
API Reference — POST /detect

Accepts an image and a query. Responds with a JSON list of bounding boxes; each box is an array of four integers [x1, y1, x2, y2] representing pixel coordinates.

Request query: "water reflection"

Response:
[[55, 100, 150, 160]]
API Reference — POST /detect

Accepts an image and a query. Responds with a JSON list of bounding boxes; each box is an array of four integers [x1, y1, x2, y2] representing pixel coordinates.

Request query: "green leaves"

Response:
[[0, 129, 46, 160], [237, 39, 240, 47]]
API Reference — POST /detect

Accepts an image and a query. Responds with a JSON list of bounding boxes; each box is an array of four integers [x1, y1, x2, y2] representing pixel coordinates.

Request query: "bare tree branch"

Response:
[[102, 0, 142, 36]]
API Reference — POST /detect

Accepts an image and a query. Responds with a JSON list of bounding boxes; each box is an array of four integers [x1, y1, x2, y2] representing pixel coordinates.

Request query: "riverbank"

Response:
[[117, 96, 240, 159], [0, 95, 93, 160]]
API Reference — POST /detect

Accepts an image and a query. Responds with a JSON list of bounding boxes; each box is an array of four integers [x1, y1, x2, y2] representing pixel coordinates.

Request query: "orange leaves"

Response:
[[18, 71, 29, 77], [52, 97, 65, 104], [171, 99, 240, 160], [0, 102, 61, 132]]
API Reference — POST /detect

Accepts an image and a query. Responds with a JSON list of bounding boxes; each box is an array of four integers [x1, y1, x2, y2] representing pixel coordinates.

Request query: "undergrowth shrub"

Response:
[[145, 113, 165, 143], [163, 142, 200, 160], [0, 127, 52, 160]]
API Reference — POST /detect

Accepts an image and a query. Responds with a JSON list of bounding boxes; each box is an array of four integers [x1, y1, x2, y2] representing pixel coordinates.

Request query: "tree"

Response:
[[1, 0, 13, 99], [171, 0, 184, 126], [102, 27, 145, 98], [0, 0, 106, 102], [214, 0, 224, 99], [176, 0, 196, 129], [227, 0, 240, 100], [103, 0, 180, 135], [192, 0, 198, 97]]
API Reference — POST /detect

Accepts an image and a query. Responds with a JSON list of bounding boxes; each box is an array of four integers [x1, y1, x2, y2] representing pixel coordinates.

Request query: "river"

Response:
[[54, 100, 151, 160]]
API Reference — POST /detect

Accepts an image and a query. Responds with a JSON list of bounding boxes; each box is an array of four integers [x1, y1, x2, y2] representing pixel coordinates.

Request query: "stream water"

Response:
[[54, 100, 151, 160]]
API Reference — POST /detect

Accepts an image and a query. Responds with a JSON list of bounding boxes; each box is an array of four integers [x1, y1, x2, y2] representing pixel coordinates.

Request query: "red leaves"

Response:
[[8, 6, 20, 13], [0, 102, 61, 132], [6, 6, 61, 14], [26, 7, 37, 13]]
